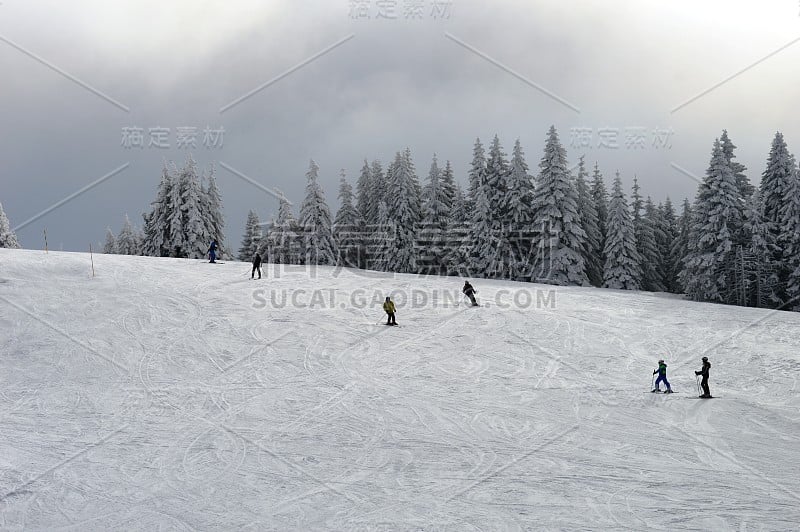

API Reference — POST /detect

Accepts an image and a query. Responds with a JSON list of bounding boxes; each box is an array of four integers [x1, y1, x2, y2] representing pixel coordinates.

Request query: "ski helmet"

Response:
[[702, 356, 708, 361], [658, 359, 664, 363]]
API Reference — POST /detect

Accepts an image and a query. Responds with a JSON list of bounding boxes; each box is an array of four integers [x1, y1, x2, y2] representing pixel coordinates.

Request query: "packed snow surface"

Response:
[[1, 249, 799, 530]]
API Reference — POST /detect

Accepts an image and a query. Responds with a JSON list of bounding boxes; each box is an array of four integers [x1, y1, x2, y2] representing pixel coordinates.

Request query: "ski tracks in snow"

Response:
[[2, 252, 800, 528]]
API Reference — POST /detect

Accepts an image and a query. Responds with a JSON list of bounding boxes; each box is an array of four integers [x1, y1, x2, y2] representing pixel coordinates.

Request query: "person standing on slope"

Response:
[[695, 356, 712, 398], [652, 359, 673, 393], [251, 252, 262, 279], [462, 280, 479, 306], [208, 240, 218, 263], [383, 296, 397, 326]]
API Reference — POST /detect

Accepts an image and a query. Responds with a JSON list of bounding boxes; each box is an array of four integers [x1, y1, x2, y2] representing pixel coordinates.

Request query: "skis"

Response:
[[684, 395, 717, 399], [646, 390, 679, 394]]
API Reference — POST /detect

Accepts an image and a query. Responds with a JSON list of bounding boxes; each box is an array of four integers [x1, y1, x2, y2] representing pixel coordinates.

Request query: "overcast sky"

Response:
[[1, 0, 799, 252]]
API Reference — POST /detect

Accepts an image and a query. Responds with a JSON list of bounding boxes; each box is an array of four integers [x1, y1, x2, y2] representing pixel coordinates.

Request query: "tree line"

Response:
[[238, 126, 800, 312]]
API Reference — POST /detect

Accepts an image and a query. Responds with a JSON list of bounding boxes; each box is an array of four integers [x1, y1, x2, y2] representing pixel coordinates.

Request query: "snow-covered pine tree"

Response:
[[385, 149, 423, 273], [143, 163, 175, 257], [360, 160, 385, 270], [742, 189, 779, 308], [680, 139, 743, 303], [720, 129, 754, 200], [506, 139, 536, 280], [467, 162, 504, 278], [670, 199, 692, 293], [760, 132, 796, 308], [419, 155, 454, 275], [640, 197, 665, 292], [473, 135, 515, 278], [356, 159, 372, 224], [179, 157, 211, 259], [780, 159, 800, 310], [263, 193, 300, 265], [134, 227, 144, 255], [451, 183, 469, 224], [574, 156, 602, 286], [0, 201, 21, 249], [467, 138, 486, 213], [421, 154, 450, 230], [530, 126, 588, 286], [103, 227, 116, 254], [760, 132, 797, 304], [443, 182, 470, 276], [630, 175, 643, 226], [485, 135, 511, 226], [203, 164, 226, 258], [165, 161, 185, 257], [658, 198, 679, 292], [369, 160, 386, 225], [116, 214, 140, 255], [590, 162, 609, 267], [334, 170, 363, 268], [298, 159, 337, 266], [238, 210, 262, 261], [629, 176, 649, 286], [370, 200, 394, 272], [603, 172, 641, 290], [440, 160, 457, 218]]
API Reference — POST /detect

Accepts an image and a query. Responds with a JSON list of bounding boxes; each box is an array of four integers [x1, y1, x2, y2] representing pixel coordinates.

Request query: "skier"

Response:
[[208, 240, 218, 263], [251, 252, 262, 279], [462, 280, 479, 306], [383, 296, 397, 326], [695, 356, 712, 398], [652, 359, 673, 393]]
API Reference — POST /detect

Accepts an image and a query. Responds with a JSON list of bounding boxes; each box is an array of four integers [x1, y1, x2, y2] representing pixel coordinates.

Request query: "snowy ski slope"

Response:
[[1, 248, 799, 530]]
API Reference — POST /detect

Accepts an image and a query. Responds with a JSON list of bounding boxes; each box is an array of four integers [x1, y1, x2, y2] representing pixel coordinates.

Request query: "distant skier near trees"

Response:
[[208, 240, 218, 263], [383, 296, 397, 325], [463, 280, 479, 306], [251, 252, 262, 279], [695, 357, 712, 398], [652, 359, 673, 393]]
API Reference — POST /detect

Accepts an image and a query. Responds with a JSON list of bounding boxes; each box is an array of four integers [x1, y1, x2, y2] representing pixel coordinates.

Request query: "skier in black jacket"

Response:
[[251, 252, 262, 279], [463, 281, 478, 306], [695, 356, 712, 398]]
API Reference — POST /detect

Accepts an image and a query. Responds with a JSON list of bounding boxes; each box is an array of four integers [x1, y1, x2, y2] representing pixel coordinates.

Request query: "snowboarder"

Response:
[[652, 359, 672, 393], [383, 296, 397, 326], [462, 280, 479, 306], [251, 252, 262, 279], [208, 240, 218, 263], [695, 356, 712, 398]]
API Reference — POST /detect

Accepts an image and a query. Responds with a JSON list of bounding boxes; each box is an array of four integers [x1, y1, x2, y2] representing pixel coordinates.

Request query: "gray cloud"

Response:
[[1, 0, 798, 250]]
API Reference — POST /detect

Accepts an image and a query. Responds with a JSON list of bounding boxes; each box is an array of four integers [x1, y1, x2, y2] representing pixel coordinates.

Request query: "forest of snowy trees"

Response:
[[103, 156, 226, 259], [83, 125, 800, 312], [240, 127, 800, 312]]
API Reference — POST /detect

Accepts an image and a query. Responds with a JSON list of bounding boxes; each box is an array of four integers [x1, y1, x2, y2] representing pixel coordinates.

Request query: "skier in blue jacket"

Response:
[[208, 240, 218, 263], [652, 359, 673, 393]]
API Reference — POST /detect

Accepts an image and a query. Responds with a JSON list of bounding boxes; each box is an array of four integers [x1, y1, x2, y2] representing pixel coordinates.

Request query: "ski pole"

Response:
[[695, 374, 701, 395]]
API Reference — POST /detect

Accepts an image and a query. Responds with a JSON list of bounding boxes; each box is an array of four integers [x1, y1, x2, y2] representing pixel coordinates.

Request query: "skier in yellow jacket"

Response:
[[383, 296, 397, 326]]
